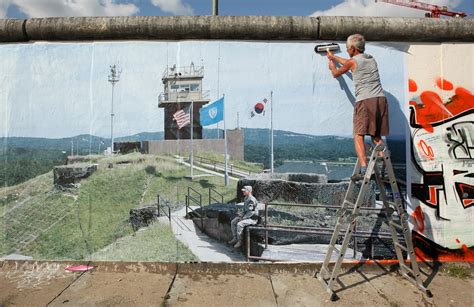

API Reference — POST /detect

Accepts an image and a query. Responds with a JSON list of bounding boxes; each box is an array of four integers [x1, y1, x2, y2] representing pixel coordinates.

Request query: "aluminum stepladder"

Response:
[[316, 144, 432, 301]]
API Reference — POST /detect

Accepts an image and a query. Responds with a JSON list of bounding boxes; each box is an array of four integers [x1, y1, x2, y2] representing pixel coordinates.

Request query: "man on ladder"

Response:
[[318, 34, 431, 300], [327, 33, 389, 180]]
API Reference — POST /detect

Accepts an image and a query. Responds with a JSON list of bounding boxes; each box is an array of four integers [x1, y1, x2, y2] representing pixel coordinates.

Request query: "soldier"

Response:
[[228, 185, 259, 248]]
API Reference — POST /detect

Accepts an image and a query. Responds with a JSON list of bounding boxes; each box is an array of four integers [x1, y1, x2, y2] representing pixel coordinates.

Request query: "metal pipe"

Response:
[[212, 0, 218, 16], [268, 202, 385, 212], [246, 227, 250, 261], [157, 194, 160, 217], [265, 204, 269, 249], [168, 206, 171, 224]]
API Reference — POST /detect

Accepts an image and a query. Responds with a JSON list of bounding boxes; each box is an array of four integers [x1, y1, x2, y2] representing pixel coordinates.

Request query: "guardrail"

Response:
[[185, 186, 204, 231], [156, 194, 171, 224], [245, 202, 403, 262], [209, 187, 224, 205], [194, 155, 254, 177]]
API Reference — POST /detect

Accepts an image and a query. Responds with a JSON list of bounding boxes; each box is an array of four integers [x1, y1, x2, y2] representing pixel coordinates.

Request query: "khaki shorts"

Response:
[[353, 96, 389, 137]]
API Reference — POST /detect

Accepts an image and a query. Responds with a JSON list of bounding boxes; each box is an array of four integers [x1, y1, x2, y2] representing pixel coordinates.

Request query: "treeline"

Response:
[[0, 147, 66, 186]]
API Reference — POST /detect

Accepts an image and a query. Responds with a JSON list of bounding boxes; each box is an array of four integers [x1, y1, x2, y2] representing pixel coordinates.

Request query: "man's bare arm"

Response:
[[329, 59, 355, 78]]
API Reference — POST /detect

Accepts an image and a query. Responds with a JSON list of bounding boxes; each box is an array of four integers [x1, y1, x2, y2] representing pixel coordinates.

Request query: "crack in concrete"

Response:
[[268, 273, 279, 307], [161, 264, 179, 307], [45, 270, 88, 306]]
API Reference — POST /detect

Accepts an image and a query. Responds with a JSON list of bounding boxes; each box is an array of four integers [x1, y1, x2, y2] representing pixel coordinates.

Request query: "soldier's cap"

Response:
[[241, 185, 252, 193]]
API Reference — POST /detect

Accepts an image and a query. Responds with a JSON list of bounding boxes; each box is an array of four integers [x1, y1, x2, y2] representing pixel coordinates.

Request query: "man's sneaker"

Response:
[[233, 240, 242, 248], [228, 238, 238, 245]]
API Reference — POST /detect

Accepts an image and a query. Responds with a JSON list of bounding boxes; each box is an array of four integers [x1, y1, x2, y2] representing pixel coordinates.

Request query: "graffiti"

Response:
[[446, 122, 474, 159], [409, 77, 474, 252]]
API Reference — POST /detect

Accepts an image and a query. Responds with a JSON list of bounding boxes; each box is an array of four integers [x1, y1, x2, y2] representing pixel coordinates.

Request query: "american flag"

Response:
[[173, 106, 191, 129]]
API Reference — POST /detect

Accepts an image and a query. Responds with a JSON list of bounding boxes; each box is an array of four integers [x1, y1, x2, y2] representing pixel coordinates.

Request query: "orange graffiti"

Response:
[[412, 206, 425, 233], [435, 77, 454, 91], [413, 232, 474, 262], [410, 78, 474, 132], [408, 79, 418, 92], [418, 139, 434, 160]]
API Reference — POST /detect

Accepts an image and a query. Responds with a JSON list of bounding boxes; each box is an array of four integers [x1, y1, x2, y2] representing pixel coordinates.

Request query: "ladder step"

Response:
[[394, 242, 409, 252], [332, 246, 341, 254], [344, 200, 355, 207], [389, 221, 404, 231], [400, 263, 414, 275]]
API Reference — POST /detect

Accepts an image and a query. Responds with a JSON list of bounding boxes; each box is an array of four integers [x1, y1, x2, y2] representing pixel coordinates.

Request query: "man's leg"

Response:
[[234, 219, 258, 248], [228, 217, 240, 245], [371, 136, 386, 176]]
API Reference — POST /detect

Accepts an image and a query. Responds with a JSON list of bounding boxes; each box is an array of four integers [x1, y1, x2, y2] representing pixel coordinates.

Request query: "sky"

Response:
[[0, 41, 407, 138], [0, 0, 472, 18]]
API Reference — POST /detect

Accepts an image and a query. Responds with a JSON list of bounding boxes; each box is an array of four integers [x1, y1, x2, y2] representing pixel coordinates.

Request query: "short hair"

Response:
[[347, 34, 365, 52]]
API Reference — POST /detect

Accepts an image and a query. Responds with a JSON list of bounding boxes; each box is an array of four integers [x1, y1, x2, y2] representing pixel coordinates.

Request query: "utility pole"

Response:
[[212, 0, 218, 16], [108, 64, 121, 154]]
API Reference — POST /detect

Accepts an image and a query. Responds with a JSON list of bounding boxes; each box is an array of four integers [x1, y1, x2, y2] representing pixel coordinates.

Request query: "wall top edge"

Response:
[[0, 16, 473, 43]]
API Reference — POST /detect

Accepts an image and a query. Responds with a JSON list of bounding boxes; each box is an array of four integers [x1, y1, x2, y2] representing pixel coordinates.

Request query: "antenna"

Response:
[[108, 64, 121, 154]]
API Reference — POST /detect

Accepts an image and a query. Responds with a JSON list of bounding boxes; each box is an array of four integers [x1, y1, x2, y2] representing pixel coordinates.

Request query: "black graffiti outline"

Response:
[[446, 121, 474, 160]]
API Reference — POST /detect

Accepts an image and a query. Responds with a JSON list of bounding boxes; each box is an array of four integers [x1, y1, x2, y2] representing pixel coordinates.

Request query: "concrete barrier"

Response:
[[0, 19, 27, 42], [318, 16, 474, 42], [1, 16, 473, 42]]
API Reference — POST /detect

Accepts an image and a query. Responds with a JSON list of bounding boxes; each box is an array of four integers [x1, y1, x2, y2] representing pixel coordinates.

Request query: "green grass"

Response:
[[140, 155, 238, 205], [1, 152, 241, 260], [444, 264, 471, 279], [91, 221, 197, 262]]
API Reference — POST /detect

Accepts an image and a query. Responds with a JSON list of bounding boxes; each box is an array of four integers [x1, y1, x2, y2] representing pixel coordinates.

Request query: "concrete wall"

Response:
[[1, 16, 473, 261], [406, 43, 474, 254], [145, 128, 244, 160]]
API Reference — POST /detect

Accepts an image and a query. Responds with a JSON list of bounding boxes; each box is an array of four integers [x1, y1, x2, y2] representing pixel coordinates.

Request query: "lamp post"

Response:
[[108, 65, 121, 154]]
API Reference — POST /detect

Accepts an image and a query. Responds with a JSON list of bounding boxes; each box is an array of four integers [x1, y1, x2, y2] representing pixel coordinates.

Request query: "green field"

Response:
[[1, 152, 242, 261]]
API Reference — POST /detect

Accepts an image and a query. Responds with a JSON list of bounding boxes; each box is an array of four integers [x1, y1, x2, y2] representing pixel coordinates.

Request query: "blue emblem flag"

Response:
[[199, 97, 224, 126]]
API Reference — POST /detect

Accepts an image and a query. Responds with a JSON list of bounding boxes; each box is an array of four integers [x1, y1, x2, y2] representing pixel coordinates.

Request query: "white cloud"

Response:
[[310, 0, 464, 17], [7, 0, 138, 18], [0, 0, 12, 18], [151, 0, 194, 15]]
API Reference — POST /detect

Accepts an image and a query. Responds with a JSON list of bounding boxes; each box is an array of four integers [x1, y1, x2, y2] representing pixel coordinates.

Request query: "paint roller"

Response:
[[314, 43, 340, 53]]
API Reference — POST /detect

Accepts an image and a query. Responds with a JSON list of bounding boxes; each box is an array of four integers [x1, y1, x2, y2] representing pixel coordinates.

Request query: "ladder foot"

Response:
[[330, 293, 339, 302], [426, 290, 433, 298]]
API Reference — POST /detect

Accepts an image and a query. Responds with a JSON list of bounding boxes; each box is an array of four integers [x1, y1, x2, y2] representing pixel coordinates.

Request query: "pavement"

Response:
[[168, 206, 246, 262], [1, 260, 472, 306]]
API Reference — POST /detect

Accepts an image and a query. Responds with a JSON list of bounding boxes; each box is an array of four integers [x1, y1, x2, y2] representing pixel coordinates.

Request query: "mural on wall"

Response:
[[408, 44, 474, 260], [0, 41, 408, 262]]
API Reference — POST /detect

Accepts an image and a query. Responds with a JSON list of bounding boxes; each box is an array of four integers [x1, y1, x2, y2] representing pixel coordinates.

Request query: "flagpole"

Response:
[[223, 94, 229, 186], [270, 91, 274, 173], [190, 101, 194, 179]]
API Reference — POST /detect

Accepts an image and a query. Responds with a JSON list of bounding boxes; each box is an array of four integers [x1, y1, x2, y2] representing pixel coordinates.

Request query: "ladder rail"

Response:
[[317, 144, 431, 300]]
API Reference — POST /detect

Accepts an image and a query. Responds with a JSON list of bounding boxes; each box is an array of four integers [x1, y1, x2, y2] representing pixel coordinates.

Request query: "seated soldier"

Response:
[[228, 185, 259, 248]]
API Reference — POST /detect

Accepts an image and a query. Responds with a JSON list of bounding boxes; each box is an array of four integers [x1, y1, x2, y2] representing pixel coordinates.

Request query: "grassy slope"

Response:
[[91, 221, 197, 262], [1, 152, 242, 261]]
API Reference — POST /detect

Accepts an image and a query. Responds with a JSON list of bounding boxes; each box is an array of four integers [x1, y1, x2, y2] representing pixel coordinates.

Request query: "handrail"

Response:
[[193, 155, 254, 176], [209, 187, 224, 205], [156, 194, 171, 224], [186, 186, 204, 231], [245, 202, 403, 262]]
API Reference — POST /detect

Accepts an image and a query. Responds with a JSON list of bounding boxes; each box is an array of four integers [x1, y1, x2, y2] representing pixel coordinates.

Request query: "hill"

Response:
[[0, 152, 238, 261]]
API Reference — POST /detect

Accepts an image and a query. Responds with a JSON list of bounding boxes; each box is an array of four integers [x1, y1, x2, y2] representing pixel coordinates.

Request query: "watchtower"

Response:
[[158, 63, 210, 140]]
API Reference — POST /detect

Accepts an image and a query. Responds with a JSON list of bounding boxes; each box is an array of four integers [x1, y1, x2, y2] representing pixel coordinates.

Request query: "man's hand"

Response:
[[327, 50, 335, 61]]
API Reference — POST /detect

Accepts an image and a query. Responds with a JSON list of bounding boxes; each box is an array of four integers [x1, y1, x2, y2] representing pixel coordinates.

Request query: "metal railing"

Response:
[[156, 194, 172, 224], [209, 187, 224, 205], [185, 186, 204, 231], [193, 155, 254, 177], [245, 202, 403, 262]]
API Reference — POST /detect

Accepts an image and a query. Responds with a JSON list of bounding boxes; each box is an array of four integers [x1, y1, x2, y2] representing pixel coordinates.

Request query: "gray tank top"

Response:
[[352, 53, 385, 102]]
